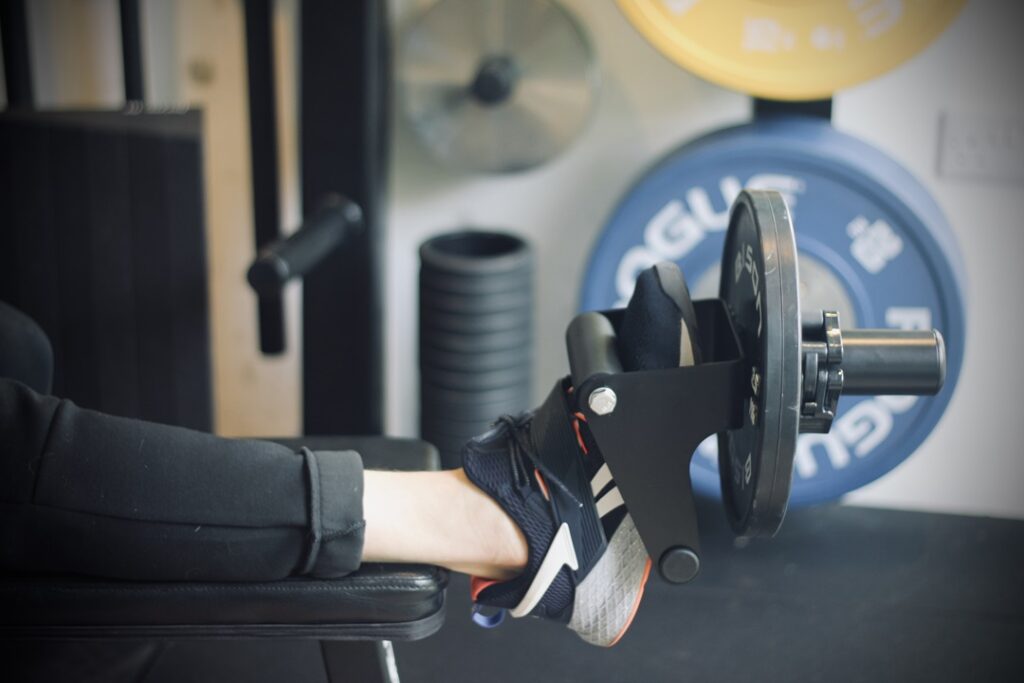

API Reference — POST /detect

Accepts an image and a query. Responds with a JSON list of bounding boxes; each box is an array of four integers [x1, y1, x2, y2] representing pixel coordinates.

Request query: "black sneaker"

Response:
[[462, 262, 700, 646]]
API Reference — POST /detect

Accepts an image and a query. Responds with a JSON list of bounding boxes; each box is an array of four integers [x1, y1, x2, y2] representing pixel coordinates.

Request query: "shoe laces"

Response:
[[469, 413, 583, 630], [494, 413, 583, 510]]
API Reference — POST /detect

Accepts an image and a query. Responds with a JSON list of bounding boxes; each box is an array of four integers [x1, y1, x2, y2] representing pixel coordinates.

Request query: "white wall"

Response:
[[832, 1, 1024, 516], [14, 0, 1024, 519], [386, 0, 1024, 520]]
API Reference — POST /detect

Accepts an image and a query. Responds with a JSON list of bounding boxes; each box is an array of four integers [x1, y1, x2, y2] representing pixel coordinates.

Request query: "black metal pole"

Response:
[[243, 0, 286, 354], [753, 97, 833, 121], [118, 0, 144, 102], [0, 0, 33, 108], [300, 0, 386, 435]]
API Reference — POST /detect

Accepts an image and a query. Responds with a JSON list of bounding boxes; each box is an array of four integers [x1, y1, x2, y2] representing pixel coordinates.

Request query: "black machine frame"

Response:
[[244, 0, 388, 437]]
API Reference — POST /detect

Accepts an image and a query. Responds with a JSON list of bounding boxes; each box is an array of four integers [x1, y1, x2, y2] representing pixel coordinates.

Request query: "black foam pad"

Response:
[[616, 262, 702, 371]]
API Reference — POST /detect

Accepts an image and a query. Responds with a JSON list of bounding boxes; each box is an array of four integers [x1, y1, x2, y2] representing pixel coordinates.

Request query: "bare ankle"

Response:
[[361, 468, 528, 578], [452, 468, 528, 577]]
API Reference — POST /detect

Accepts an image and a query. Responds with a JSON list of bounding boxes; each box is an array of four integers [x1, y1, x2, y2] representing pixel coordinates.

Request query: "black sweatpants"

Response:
[[0, 377, 366, 581]]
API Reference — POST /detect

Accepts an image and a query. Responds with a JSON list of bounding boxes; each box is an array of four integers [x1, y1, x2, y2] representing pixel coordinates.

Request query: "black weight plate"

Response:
[[422, 385, 523, 410], [420, 270, 531, 296], [420, 365, 531, 392], [420, 318, 532, 339], [420, 416, 496, 437], [420, 419, 489, 441], [420, 345, 531, 373], [420, 230, 532, 275], [419, 335, 532, 360], [420, 329, 533, 354], [420, 393, 528, 419], [421, 384, 531, 407], [420, 287, 532, 314], [419, 308, 533, 334], [421, 270, 531, 296], [420, 408, 520, 428], [718, 190, 800, 537], [420, 303, 532, 322]]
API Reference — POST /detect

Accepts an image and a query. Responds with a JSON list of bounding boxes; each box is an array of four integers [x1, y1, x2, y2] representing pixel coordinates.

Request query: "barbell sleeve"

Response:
[[839, 329, 946, 395]]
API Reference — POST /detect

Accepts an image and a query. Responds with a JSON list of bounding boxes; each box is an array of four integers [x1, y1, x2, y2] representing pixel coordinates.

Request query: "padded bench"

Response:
[[0, 436, 449, 682]]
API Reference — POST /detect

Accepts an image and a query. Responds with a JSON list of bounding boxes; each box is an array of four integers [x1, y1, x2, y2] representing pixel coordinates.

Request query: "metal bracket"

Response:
[[567, 299, 745, 583]]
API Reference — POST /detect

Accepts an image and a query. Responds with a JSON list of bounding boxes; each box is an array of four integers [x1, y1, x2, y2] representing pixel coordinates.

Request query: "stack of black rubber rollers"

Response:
[[419, 231, 534, 468]]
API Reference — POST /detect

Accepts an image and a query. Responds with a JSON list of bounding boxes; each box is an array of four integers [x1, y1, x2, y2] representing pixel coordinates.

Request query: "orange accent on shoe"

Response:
[[572, 413, 589, 455], [534, 468, 551, 501], [470, 576, 503, 602], [607, 556, 654, 647]]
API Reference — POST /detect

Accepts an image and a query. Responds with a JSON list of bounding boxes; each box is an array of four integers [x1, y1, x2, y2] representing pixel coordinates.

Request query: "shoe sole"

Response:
[[567, 514, 651, 647]]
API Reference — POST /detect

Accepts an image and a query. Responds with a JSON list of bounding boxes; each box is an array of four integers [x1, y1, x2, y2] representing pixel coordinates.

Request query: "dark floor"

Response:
[[393, 501, 1024, 683]]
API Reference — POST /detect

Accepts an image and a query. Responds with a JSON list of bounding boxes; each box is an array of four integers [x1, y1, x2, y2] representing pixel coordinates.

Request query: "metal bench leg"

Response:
[[321, 641, 399, 683]]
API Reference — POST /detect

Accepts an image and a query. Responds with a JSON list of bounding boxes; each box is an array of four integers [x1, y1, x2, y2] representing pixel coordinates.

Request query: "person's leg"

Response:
[[0, 377, 366, 582], [2, 371, 522, 583], [362, 468, 528, 579]]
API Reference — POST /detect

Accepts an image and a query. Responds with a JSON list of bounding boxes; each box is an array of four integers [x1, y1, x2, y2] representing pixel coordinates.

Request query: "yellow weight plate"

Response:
[[618, 0, 965, 100]]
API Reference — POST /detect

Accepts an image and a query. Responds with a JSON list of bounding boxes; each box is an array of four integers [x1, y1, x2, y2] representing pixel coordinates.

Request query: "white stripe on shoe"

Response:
[[595, 487, 625, 519], [509, 523, 579, 618], [590, 463, 613, 497], [591, 463, 625, 519]]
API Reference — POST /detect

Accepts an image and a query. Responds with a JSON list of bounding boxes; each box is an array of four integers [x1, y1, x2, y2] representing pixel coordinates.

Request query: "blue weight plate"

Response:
[[580, 117, 966, 506]]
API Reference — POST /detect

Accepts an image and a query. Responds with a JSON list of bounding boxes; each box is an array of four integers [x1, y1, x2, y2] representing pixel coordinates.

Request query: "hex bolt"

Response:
[[588, 387, 618, 416], [748, 398, 759, 426], [751, 368, 761, 396]]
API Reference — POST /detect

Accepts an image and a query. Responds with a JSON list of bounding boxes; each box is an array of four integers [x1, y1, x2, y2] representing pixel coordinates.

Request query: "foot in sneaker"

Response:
[[462, 262, 700, 646]]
